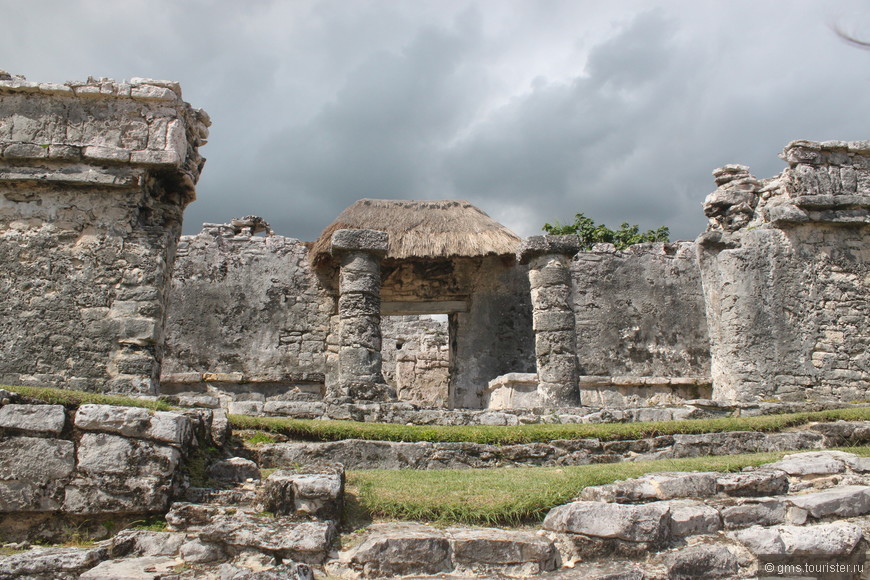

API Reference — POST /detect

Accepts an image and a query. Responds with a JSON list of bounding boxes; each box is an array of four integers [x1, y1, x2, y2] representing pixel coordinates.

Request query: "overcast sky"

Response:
[[3, 0, 870, 241]]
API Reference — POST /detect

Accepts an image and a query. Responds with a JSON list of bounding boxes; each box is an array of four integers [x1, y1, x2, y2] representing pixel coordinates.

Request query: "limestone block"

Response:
[[179, 538, 225, 563], [721, 499, 787, 529], [542, 501, 671, 543], [109, 529, 185, 558], [62, 475, 173, 514], [339, 269, 381, 294], [206, 457, 261, 483], [338, 292, 380, 316], [76, 432, 181, 477], [447, 527, 557, 572], [341, 523, 452, 577], [532, 310, 575, 332], [664, 545, 738, 580], [763, 451, 850, 475], [78, 555, 179, 579], [330, 229, 389, 254], [198, 515, 336, 564], [664, 500, 722, 537], [227, 401, 264, 415], [262, 467, 344, 520], [0, 547, 107, 579], [0, 436, 75, 480], [74, 404, 192, 446], [74, 404, 151, 436], [580, 472, 718, 503], [0, 437, 75, 512], [528, 264, 572, 288], [517, 235, 581, 264], [716, 469, 789, 497], [146, 411, 193, 446], [733, 522, 863, 558], [785, 485, 870, 519], [0, 403, 66, 434]]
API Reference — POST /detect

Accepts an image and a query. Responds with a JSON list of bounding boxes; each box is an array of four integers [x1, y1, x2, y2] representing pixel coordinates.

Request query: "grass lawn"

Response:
[[345, 446, 870, 527]]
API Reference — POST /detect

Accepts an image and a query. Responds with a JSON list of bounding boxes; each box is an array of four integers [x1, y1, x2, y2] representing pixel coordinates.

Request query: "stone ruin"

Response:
[[2, 72, 870, 579], [1, 73, 869, 413]]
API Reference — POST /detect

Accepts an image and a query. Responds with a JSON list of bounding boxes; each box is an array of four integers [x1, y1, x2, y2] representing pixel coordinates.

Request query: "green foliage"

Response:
[[347, 446, 870, 526], [230, 406, 870, 446], [543, 212, 670, 250]]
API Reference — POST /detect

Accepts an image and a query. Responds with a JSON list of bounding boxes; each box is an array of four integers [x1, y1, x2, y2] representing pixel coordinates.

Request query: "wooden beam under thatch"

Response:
[[311, 199, 521, 265]]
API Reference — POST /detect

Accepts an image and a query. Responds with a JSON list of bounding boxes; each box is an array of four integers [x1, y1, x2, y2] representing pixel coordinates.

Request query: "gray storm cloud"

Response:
[[2, 0, 870, 241]]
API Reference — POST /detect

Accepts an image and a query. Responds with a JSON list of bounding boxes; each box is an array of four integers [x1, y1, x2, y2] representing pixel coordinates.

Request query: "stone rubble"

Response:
[[3, 396, 870, 578]]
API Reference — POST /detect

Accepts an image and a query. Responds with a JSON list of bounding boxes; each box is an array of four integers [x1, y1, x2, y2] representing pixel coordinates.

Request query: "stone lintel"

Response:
[[381, 300, 468, 315], [517, 235, 581, 264], [331, 229, 389, 256]]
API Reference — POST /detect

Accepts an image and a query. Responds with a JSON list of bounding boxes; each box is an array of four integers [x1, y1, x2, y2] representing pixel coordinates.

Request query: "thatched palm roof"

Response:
[[311, 199, 521, 265]]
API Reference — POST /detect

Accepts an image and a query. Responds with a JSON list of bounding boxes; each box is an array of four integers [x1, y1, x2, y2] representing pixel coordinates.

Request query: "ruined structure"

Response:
[[0, 73, 209, 395], [1, 72, 868, 410], [698, 141, 870, 403], [3, 72, 870, 580]]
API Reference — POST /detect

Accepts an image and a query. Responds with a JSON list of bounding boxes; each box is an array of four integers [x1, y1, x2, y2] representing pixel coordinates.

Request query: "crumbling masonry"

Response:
[[1, 73, 868, 408]]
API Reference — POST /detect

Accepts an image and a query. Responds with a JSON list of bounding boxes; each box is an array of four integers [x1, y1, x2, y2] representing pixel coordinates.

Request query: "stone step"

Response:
[[182, 486, 260, 506], [327, 522, 558, 579], [255, 429, 830, 470]]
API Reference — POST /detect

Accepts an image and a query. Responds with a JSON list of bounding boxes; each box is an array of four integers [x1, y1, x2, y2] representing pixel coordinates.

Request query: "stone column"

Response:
[[329, 229, 396, 402], [518, 236, 581, 406]]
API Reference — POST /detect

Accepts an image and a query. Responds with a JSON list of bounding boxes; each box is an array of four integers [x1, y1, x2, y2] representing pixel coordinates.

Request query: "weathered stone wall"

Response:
[[0, 74, 208, 395], [0, 396, 215, 542], [571, 242, 711, 379], [162, 221, 333, 394], [381, 315, 450, 406], [698, 141, 870, 403], [450, 257, 536, 408]]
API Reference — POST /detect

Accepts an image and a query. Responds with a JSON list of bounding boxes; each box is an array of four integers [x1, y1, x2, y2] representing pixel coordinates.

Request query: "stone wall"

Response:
[[162, 221, 332, 397], [0, 395, 215, 542], [571, 242, 710, 379], [0, 74, 208, 395], [449, 257, 536, 408], [698, 141, 870, 403], [381, 315, 450, 407]]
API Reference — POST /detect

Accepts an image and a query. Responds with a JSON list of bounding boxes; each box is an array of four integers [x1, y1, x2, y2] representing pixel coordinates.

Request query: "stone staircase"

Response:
[[323, 450, 870, 579]]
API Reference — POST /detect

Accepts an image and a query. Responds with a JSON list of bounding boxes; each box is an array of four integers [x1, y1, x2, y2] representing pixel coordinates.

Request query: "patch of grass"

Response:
[[185, 445, 222, 488], [2, 385, 173, 411], [230, 405, 870, 446], [128, 517, 168, 532], [240, 430, 278, 445], [346, 446, 870, 527], [0, 546, 26, 557]]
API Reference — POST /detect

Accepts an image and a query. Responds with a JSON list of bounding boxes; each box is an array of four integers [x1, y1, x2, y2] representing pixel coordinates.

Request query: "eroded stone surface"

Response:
[[542, 501, 671, 543], [0, 404, 66, 434]]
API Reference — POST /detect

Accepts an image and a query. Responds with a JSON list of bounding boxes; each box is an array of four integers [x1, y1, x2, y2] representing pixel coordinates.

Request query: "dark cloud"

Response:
[[3, 0, 870, 242]]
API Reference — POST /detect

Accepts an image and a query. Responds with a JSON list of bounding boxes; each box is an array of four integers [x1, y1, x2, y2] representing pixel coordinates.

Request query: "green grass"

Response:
[[128, 517, 168, 532], [2, 385, 174, 411], [230, 405, 870, 445], [346, 446, 870, 527]]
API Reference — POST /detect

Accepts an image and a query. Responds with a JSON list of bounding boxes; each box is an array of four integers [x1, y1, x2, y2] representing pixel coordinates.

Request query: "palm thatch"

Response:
[[311, 199, 521, 265]]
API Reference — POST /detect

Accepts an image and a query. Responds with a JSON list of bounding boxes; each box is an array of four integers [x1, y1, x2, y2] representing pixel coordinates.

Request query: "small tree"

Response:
[[543, 212, 670, 251]]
